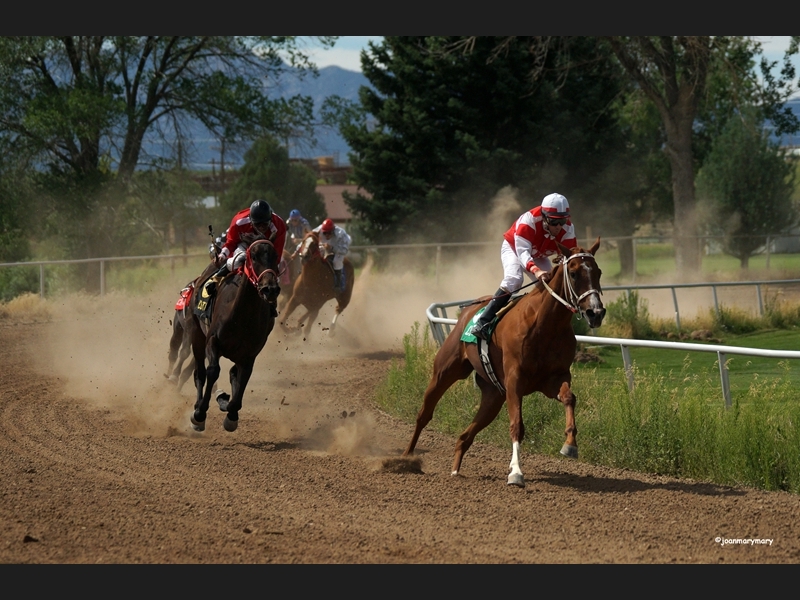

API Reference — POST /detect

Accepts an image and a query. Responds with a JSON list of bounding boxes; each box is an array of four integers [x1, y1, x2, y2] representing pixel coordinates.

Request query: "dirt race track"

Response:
[[3, 260, 800, 564]]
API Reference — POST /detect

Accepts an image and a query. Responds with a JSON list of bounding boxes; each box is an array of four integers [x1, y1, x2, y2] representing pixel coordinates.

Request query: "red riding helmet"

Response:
[[321, 218, 335, 234]]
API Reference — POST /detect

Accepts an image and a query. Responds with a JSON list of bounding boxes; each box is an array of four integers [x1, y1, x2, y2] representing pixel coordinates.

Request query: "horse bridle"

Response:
[[540, 252, 602, 318], [244, 240, 280, 295]]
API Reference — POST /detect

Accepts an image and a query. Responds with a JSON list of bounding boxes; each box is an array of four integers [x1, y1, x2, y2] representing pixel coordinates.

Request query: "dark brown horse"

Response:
[[403, 239, 606, 487], [188, 239, 282, 432], [280, 231, 355, 339]]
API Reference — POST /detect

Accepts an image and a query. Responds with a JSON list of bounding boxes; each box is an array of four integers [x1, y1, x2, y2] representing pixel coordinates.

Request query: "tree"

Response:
[[225, 135, 326, 227], [328, 36, 635, 246], [600, 36, 799, 274], [128, 169, 207, 256], [696, 108, 797, 269], [0, 36, 336, 184]]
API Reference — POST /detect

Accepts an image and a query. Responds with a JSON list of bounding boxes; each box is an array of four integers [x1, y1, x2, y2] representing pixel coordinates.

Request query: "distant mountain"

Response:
[[770, 98, 800, 148], [142, 66, 370, 171], [143, 71, 799, 171], [272, 65, 372, 165]]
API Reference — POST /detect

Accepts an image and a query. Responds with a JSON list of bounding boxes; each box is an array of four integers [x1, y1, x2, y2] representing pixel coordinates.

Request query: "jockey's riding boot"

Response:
[[334, 269, 345, 293], [204, 264, 229, 297], [470, 288, 510, 341]]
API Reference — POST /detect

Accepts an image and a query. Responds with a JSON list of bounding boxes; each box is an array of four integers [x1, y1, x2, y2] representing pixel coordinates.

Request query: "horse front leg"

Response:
[[558, 381, 578, 458], [505, 388, 526, 487], [192, 336, 221, 431], [189, 353, 208, 431], [221, 361, 254, 432]]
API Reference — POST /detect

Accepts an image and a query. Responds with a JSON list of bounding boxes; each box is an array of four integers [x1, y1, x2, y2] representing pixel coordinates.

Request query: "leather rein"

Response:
[[540, 252, 602, 318]]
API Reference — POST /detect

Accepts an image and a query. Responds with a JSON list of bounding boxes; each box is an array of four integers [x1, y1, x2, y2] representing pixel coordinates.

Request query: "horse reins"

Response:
[[540, 252, 601, 318], [244, 240, 280, 289]]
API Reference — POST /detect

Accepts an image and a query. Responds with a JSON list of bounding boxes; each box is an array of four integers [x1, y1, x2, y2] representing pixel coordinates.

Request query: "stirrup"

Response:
[[470, 322, 490, 341]]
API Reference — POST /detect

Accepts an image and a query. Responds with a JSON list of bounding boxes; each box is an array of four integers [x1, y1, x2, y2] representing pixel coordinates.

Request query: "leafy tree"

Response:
[[328, 36, 636, 246], [128, 169, 207, 255], [696, 108, 797, 269], [225, 135, 326, 228], [0, 149, 32, 263], [599, 36, 799, 273], [0, 36, 336, 184]]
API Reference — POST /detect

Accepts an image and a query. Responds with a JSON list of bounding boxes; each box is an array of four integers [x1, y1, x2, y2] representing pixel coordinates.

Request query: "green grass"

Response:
[[575, 329, 800, 404], [594, 241, 800, 284]]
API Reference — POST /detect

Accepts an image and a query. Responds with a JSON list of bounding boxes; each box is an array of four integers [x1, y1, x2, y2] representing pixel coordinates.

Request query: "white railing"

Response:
[[603, 279, 800, 331], [426, 298, 800, 409]]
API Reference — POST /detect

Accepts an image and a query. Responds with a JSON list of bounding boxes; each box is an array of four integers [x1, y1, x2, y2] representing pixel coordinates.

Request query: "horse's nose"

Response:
[[586, 307, 606, 327]]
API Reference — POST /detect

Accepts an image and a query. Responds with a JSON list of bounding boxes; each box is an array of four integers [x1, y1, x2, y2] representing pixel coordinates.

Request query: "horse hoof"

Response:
[[507, 472, 525, 487], [223, 416, 238, 432], [216, 390, 231, 412], [560, 444, 578, 459], [190, 412, 206, 432]]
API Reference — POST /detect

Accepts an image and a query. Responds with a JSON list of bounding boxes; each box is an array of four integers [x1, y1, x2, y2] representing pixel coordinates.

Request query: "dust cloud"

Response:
[[29, 221, 511, 454], [27, 188, 552, 453]]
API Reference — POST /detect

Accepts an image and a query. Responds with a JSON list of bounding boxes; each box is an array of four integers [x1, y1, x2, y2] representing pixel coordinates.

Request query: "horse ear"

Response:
[[556, 240, 573, 256], [589, 236, 601, 256]]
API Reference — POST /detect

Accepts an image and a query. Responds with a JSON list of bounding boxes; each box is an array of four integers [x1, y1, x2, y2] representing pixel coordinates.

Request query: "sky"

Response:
[[305, 36, 384, 72], [308, 36, 796, 78]]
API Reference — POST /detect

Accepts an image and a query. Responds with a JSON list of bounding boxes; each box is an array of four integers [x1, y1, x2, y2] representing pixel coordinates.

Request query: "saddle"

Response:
[[459, 293, 525, 394], [459, 294, 523, 344]]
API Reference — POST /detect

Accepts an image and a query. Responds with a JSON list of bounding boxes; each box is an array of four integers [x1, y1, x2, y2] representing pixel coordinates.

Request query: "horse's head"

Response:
[[298, 231, 322, 264], [245, 240, 281, 305], [556, 238, 606, 329]]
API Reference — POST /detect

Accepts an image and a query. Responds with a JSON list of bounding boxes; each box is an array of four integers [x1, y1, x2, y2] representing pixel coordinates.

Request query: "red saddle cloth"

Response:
[[174, 283, 194, 311]]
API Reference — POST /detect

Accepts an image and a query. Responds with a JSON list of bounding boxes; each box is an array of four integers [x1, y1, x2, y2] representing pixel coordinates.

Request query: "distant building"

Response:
[[316, 184, 370, 227]]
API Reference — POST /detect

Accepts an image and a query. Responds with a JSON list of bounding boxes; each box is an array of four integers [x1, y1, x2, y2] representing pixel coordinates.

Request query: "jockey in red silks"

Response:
[[469, 192, 578, 341], [203, 200, 287, 303]]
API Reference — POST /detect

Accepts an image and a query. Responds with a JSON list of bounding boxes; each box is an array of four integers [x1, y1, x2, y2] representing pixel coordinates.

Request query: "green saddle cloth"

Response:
[[460, 307, 497, 343]]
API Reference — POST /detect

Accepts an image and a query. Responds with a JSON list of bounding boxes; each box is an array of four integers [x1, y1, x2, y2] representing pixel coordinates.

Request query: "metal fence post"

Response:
[[436, 245, 441, 287], [39, 264, 45, 299], [100, 260, 106, 296], [712, 285, 719, 317], [718, 351, 731, 409], [671, 287, 681, 332], [756, 284, 763, 316], [621, 345, 634, 392]]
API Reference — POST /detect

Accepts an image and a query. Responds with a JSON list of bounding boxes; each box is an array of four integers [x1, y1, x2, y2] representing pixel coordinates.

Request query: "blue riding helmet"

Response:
[[289, 209, 301, 219]]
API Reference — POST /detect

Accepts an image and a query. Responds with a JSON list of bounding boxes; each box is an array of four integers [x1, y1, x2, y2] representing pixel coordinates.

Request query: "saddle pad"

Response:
[[193, 282, 215, 324], [460, 307, 497, 343], [174, 284, 194, 311]]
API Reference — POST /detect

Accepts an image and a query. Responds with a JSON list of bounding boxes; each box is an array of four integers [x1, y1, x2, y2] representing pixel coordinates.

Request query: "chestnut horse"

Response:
[[403, 239, 606, 487], [188, 239, 281, 432], [280, 231, 354, 339]]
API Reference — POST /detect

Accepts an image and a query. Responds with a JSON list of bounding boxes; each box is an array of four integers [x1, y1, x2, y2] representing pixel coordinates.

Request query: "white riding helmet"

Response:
[[541, 193, 570, 219]]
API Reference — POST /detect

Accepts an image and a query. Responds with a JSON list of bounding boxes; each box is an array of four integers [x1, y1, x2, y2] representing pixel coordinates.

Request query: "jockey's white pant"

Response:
[[499, 239, 550, 293], [330, 253, 345, 271]]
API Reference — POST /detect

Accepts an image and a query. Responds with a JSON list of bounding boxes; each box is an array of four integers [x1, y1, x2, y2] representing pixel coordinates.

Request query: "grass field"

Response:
[[575, 329, 800, 407]]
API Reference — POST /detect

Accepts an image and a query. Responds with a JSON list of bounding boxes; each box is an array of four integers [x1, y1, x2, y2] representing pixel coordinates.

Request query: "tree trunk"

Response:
[[617, 237, 635, 279], [740, 253, 750, 269], [663, 104, 702, 275]]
